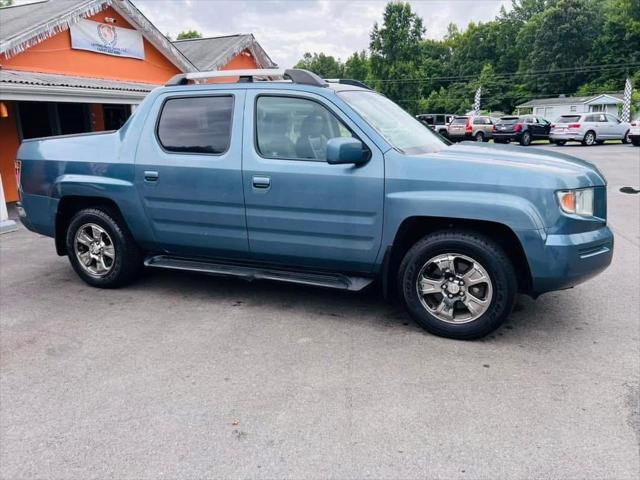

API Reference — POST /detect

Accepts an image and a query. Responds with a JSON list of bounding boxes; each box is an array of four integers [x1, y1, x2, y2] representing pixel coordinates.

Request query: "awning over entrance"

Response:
[[0, 69, 156, 104]]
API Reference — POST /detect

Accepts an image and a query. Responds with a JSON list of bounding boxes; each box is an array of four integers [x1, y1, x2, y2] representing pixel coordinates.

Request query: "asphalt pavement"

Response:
[[1, 143, 639, 479]]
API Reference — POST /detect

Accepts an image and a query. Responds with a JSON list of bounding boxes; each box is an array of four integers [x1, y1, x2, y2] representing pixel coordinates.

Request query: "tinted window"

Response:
[[556, 115, 581, 123], [256, 96, 353, 161], [451, 117, 468, 125], [499, 117, 519, 125], [157, 96, 233, 154]]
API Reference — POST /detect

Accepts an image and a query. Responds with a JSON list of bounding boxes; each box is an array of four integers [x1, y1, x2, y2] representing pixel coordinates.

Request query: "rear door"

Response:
[[135, 90, 249, 259], [241, 90, 384, 273]]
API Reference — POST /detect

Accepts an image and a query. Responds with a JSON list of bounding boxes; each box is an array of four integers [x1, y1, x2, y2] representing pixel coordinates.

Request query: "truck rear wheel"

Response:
[[65, 207, 142, 288], [398, 230, 517, 339]]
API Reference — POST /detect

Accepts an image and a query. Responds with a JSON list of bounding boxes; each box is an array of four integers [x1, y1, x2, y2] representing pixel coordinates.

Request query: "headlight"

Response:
[[556, 188, 594, 216]]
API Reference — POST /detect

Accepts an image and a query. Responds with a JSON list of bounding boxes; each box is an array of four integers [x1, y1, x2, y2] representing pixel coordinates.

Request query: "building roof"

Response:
[[172, 34, 277, 71], [517, 93, 624, 108], [0, 69, 156, 92], [0, 68, 156, 103], [0, 0, 195, 72]]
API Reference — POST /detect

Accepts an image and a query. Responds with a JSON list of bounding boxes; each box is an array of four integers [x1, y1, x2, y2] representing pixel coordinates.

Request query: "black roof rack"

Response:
[[325, 79, 372, 90]]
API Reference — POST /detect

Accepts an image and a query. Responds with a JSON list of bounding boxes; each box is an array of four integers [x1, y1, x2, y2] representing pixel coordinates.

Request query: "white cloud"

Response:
[[134, 0, 511, 67]]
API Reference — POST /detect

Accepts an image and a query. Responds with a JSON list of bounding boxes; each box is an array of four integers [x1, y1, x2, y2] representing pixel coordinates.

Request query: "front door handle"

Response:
[[144, 170, 159, 182], [252, 176, 271, 189]]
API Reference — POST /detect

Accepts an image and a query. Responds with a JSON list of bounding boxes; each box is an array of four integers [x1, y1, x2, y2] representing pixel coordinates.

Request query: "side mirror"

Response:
[[326, 137, 367, 165]]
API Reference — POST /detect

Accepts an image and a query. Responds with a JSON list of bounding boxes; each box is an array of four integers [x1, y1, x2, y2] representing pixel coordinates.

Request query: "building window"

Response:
[[17, 101, 91, 140], [17, 102, 55, 139], [256, 96, 354, 161], [157, 96, 234, 155], [570, 105, 577, 112], [103, 105, 132, 130]]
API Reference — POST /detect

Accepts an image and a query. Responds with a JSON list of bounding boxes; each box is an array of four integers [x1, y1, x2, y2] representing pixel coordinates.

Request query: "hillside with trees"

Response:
[[294, 0, 640, 115]]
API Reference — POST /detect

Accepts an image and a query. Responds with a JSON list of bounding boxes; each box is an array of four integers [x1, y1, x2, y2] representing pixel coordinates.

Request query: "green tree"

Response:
[[294, 52, 344, 78], [516, 0, 601, 94], [176, 30, 203, 40], [369, 1, 424, 112], [344, 51, 370, 81], [0, 0, 14, 7]]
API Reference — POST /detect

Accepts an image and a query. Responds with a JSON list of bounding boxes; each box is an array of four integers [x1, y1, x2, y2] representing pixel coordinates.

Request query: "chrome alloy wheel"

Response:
[[416, 253, 493, 324], [74, 223, 115, 277]]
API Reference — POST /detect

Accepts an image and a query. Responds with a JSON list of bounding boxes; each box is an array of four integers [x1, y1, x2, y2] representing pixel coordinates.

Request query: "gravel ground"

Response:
[[1, 143, 638, 479]]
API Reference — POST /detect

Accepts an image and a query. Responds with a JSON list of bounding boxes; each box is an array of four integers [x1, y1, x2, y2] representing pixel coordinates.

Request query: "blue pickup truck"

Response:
[[16, 69, 613, 339]]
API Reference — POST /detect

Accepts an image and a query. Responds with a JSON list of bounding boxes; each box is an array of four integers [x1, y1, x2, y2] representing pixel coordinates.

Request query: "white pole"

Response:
[[0, 174, 18, 234]]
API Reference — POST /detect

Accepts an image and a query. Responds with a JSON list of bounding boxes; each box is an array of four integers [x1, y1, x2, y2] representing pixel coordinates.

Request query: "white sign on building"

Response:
[[70, 19, 145, 60]]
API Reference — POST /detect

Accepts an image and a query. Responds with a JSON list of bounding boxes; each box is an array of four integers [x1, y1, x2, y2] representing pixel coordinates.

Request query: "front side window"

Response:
[[256, 96, 353, 161], [606, 114, 620, 124], [157, 96, 233, 154], [339, 90, 447, 154]]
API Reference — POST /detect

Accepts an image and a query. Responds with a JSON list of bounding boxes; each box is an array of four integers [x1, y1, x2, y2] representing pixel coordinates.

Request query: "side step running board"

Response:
[[144, 255, 374, 291]]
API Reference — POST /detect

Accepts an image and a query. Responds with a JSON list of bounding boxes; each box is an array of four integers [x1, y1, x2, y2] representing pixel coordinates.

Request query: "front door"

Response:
[[241, 90, 384, 273], [135, 91, 249, 259]]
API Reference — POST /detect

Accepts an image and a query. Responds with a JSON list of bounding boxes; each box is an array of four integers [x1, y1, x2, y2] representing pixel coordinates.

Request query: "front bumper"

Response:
[[529, 226, 614, 296]]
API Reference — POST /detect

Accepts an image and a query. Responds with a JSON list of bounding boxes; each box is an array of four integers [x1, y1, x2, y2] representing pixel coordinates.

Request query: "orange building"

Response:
[[0, 0, 275, 203]]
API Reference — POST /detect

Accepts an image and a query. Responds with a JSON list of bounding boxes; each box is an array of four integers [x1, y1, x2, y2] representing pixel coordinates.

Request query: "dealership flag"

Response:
[[473, 87, 482, 115], [621, 78, 632, 122]]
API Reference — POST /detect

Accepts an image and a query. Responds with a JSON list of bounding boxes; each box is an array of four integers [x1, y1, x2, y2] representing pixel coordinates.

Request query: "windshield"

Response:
[[338, 90, 446, 154]]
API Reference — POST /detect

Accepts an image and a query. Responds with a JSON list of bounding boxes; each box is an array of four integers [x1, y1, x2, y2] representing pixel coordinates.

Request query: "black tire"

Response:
[[554, 140, 566, 146], [520, 131, 532, 146], [632, 137, 640, 146], [398, 230, 517, 340], [66, 207, 143, 288], [622, 130, 631, 144], [474, 131, 485, 142], [582, 130, 596, 146]]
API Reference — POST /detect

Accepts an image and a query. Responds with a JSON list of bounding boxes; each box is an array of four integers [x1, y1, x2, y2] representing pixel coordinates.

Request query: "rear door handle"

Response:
[[144, 170, 159, 182], [252, 176, 271, 189]]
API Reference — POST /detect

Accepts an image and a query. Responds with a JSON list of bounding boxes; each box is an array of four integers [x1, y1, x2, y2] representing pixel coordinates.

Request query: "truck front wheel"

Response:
[[65, 207, 142, 288], [398, 230, 517, 339]]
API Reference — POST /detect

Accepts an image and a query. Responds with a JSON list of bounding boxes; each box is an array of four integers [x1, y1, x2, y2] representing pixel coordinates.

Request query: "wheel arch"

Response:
[[383, 216, 533, 301], [55, 196, 126, 256]]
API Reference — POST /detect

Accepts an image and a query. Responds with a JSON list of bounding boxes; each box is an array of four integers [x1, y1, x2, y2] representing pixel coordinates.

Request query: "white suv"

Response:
[[550, 113, 631, 146]]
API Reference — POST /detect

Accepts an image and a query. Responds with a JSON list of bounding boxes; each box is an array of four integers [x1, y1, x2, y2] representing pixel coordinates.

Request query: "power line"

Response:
[[365, 62, 640, 84]]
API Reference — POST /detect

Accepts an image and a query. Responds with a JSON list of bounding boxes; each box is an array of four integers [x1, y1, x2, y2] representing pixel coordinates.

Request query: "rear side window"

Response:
[[157, 96, 233, 154], [256, 96, 354, 161], [451, 117, 468, 125]]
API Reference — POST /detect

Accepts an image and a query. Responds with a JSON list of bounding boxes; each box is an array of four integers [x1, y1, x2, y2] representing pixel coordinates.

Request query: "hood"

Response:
[[433, 142, 606, 187]]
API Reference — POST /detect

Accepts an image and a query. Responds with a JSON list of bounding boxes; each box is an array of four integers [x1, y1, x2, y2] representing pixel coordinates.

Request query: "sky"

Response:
[[133, 0, 512, 67]]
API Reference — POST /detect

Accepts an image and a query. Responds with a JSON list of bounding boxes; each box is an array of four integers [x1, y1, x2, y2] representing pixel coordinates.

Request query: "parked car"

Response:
[[16, 68, 613, 340], [492, 115, 551, 146], [550, 113, 631, 146], [416, 113, 454, 136], [447, 115, 494, 142], [629, 117, 640, 146]]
